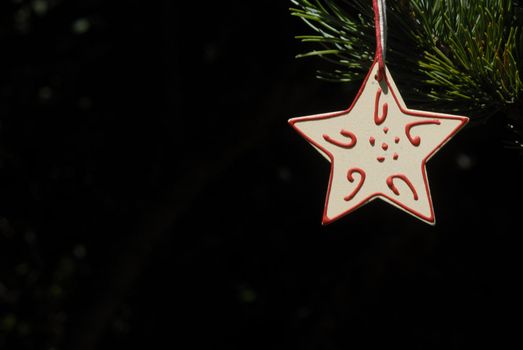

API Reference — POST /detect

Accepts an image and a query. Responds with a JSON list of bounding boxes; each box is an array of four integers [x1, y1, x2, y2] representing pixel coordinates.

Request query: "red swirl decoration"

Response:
[[386, 174, 419, 200], [405, 120, 441, 146], [323, 129, 357, 149], [344, 168, 366, 201], [374, 88, 388, 125]]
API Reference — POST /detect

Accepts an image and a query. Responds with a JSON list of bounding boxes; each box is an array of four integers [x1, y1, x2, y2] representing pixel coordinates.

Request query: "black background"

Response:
[[0, 1, 522, 349]]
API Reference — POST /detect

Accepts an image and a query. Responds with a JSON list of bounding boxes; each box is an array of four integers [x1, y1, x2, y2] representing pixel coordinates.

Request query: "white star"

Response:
[[289, 60, 468, 225]]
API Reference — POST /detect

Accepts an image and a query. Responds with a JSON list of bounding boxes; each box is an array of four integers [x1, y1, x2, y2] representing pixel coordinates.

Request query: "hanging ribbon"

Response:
[[372, 0, 387, 81]]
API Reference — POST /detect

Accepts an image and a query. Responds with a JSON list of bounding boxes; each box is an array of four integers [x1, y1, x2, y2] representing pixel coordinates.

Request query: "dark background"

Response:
[[0, 1, 522, 349]]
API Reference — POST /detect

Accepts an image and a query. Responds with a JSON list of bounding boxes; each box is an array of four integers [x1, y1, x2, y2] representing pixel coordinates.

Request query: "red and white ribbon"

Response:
[[373, 0, 387, 81]]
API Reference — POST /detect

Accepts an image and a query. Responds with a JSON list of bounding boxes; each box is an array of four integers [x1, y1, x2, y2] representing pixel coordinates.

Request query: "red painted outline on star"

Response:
[[288, 58, 469, 225]]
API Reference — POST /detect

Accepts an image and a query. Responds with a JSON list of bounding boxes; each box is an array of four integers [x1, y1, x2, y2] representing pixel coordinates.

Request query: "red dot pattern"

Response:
[[369, 128, 400, 163]]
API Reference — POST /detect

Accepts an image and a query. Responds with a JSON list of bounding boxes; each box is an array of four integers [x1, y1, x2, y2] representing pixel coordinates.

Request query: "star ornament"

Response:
[[289, 60, 469, 225]]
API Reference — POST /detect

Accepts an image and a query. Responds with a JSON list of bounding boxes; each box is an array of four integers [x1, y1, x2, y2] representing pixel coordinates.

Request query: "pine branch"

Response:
[[291, 0, 523, 119]]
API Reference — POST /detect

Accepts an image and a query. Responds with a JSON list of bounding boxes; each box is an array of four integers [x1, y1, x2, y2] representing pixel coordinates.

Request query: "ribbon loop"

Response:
[[372, 0, 387, 81]]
